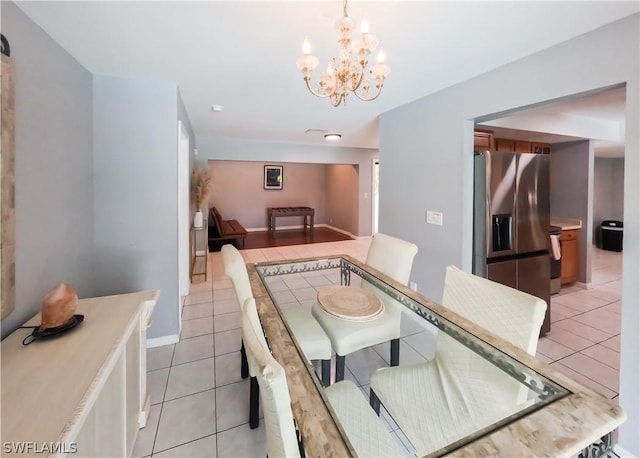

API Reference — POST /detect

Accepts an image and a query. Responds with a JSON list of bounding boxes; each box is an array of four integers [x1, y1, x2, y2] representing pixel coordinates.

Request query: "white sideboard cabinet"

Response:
[[1, 290, 159, 457]]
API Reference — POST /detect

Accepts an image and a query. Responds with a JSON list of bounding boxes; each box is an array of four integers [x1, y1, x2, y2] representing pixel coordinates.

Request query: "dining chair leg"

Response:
[[335, 355, 346, 382], [321, 359, 331, 387], [369, 389, 381, 415], [249, 376, 260, 429], [390, 338, 400, 366], [295, 421, 306, 458], [240, 340, 249, 379]]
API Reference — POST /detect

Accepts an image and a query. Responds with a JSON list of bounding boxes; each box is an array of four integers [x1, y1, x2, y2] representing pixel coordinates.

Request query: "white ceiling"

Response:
[[479, 86, 628, 157], [15, 1, 639, 149]]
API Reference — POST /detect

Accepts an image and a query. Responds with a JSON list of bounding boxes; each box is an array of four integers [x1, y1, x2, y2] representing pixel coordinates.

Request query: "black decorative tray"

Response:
[[23, 314, 84, 345]]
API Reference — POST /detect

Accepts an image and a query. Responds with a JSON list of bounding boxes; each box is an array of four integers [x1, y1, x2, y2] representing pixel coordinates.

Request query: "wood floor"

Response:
[[209, 226, 353, 251]]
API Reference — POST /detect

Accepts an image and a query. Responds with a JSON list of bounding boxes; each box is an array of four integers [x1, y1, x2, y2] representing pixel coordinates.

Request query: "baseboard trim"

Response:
[[247, 224, 308, 232], [614, 444, 634, 457], [147, 334, 179, 348], [246, 223, 358, 240], [322, 224, 357, 239], [247, 226, 269, 232], [270, 224, 305, 231]]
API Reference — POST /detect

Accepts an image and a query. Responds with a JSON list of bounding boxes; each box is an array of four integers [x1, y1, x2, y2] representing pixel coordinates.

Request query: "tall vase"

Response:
[[193, 210, 203, 228]]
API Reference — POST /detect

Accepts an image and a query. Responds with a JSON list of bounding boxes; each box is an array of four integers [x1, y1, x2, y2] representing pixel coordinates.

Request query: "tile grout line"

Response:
[[209, 277, 221, 458], [552, 360, 618, 399], [152, 433, 217, 457], [149, 343, 177, 457], [543, 335, 616, 361]]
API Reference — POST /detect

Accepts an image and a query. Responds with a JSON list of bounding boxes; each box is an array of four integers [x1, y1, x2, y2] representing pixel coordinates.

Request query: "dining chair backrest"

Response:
[[442, 266, 547, 355], [366, 233, 418, 285], [440, 266, 548, 406], [222, 244, 253, 308], [241, 297, 301, 458]]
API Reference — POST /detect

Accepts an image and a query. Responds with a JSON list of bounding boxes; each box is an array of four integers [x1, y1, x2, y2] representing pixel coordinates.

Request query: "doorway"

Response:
[[473, 85, 626, 403], [372, 159, 379, 234], [177, 121, 190, 330], [475, 85, 626, 288]]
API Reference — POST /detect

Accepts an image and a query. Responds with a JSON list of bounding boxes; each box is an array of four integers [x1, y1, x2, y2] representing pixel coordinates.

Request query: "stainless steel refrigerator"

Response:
[[473, 150, 551, 334]]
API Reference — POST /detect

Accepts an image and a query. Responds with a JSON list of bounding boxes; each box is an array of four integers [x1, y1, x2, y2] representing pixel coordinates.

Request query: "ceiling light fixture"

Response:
[[324, 133, 342, 141], [296, 0, 390, 107]]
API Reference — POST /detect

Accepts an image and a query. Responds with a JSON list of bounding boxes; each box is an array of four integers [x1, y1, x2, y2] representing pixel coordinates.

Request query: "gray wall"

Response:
[[197, 137, 377, 236], [93, 75, 181, 340], [550, 140, 594, 283], [378, 15, 639, 453], [1, 3, 95, 337], [594, 157, 625, 245], [178, 90, 195, 176], [326, 164, 359, 235], [207, 160, 327, 229]]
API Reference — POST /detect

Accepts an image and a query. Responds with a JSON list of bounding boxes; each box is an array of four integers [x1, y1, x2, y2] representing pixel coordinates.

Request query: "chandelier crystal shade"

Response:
[[296, 0, 390, 107]]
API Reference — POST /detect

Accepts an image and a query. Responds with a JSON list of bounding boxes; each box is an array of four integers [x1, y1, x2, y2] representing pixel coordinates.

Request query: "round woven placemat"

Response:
[[317, 286, 384, 321]]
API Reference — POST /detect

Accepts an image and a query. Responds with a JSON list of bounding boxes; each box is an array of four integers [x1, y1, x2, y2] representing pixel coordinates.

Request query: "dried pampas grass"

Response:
[[191, 166, 213, 209]]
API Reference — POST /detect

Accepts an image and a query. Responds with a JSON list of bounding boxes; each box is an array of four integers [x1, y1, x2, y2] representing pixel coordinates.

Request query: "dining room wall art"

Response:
[[264, 165, 283, 190]]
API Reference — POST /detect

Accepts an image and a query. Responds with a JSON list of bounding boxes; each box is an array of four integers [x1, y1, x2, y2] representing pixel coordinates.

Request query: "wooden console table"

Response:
[[190, 221, 208, 281], [1, 290, 158, 457], [268, 206, 314, 232]]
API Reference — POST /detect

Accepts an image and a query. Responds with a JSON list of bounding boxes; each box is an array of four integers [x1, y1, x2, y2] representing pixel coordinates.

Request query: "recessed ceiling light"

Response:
[[211, 105, 224, 112], [324, 133, 342, 141]]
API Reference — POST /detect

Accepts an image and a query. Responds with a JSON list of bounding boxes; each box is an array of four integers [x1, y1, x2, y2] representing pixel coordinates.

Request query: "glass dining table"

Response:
[[247, 255, 625, 457]]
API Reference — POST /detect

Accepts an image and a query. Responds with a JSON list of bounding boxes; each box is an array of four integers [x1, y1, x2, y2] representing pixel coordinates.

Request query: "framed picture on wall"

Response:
[[264, 165, 283, 190]]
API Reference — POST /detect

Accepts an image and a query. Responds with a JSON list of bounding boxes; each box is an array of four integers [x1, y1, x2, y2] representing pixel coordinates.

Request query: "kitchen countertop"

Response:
[[551, 217, 582, 230]]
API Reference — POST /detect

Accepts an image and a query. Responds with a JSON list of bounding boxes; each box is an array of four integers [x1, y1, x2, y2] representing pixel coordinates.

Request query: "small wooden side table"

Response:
[[190, 220, 208, 282]]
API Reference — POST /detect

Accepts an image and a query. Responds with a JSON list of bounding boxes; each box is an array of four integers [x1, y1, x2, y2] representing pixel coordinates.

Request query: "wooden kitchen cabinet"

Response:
[[531, 142, 551, 154], [474, 130, 494, 150], [561, 229, 580, 285], [495, 138, 515, 152], [493, 138, 552, 154], [514, 141, 532, 153]]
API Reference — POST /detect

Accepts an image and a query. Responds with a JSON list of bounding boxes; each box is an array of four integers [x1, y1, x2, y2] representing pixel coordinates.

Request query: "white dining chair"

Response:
[[221, 244, 260, 428], [241, 297, 406, 458], [222, 244, 332, 429], [324, 380, 407, 457], [240, 297, 302, 458], [311, 233, 418, 381], [369, 265, 547, 456]]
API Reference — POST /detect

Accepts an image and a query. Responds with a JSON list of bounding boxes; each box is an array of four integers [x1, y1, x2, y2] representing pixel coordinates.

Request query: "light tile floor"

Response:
[[135, 241, 622, 457], [537, 247, 622, 402], [134, 239, 370, 457]]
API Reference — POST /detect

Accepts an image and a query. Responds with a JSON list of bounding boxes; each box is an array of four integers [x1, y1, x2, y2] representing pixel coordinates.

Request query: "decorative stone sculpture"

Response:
[[40, 283, 78, 330]]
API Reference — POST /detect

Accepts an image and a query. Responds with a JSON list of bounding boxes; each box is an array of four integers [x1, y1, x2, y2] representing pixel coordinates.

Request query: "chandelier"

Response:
[[296, 0, 390, 107]]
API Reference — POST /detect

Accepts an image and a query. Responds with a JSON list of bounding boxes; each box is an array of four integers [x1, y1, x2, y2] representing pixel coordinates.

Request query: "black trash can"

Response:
[[601, 220, 623, 252]]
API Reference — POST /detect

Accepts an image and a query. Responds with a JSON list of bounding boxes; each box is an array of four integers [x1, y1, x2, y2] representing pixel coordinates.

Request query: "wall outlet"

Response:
[[329, 218, 333, 223], [426, 210, 443, 226], [410, 281, 418, 291]]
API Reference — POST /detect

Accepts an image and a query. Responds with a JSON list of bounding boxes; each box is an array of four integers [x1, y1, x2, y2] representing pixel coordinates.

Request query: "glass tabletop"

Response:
[[255, 256, 569, 457]]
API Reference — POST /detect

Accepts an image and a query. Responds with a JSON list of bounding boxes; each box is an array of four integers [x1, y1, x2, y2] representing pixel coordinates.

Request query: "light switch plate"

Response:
[[426, 211, 443, 226]]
